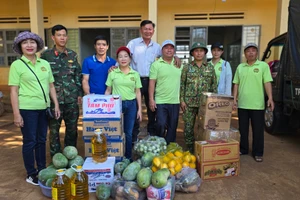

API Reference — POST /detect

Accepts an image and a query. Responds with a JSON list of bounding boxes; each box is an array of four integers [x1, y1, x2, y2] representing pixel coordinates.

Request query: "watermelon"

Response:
[[65, 168, 76, 179], [38, 168, 56, 183], [63, 146, 78, 159], [52, 153, 68, 169], [45, 178, 54, 187], [68, 155, 84, 168]]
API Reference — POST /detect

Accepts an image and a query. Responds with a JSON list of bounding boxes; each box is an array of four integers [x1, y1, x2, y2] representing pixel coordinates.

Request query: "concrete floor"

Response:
[[0, 111, 300, 200]]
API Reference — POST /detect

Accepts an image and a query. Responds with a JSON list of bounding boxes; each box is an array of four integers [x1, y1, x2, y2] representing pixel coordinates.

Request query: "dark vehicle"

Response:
[[262, 0, 300, 134]]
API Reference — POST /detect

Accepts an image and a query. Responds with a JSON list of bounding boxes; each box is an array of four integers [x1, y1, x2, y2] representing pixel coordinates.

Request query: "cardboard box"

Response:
[[83, 135, 125, 158], [194, 139, 239, 163], [82, 116, 123, 139], [198, 93, 233, 130], [82, 157, 115, 192], [195, 126, 240, 142], [83, 95, 122, 118], [197, 159, 239, 180]]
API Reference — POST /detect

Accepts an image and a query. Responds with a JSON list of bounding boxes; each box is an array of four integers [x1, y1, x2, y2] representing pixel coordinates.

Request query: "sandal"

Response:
[[254, 156, 263, 162]]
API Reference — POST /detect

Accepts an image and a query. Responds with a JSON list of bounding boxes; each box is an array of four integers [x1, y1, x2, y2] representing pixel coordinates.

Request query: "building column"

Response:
[[275, 0, 289, 35], [148, 0, 158, 42], [29, 0, 44, 41]]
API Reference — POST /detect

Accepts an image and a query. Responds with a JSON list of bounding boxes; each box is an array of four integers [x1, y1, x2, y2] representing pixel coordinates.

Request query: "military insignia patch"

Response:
[[68, 60, 74, 63], [253, 68, 259, 73]]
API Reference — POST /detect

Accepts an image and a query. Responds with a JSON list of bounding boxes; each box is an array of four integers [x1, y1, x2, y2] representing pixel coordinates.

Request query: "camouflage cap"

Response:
[[190, 42, 208, 56]]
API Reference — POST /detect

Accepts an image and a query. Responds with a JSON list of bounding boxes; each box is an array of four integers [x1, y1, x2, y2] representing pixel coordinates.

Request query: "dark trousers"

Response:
[[20, 109, 48, 176], [238, 108, 264, 157], [49, 103, 79, 156], [132, 77, 156, 141], [156, 104, 180, 144], [122, 99, 137, 159]]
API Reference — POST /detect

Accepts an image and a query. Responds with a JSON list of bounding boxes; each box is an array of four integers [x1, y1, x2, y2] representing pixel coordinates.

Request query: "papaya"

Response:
[[114, 161, 127, 174], [141, 152, 155, 167], [151, 168, 170, 188], [137, 168, 153, 188], [122, 161, 141, 181], [96, 184, 111, 200]]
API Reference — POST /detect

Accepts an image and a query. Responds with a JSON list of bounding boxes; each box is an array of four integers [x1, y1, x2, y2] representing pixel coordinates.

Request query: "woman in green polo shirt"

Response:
[[105, 46, 142, 160], [8, 31, 60, 185]]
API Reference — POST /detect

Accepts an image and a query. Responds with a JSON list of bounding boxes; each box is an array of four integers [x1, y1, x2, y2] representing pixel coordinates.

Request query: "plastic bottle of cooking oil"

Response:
[[70, 164, 89, 200], [91, 128, 108, 163], [52, 169, 71, 200]]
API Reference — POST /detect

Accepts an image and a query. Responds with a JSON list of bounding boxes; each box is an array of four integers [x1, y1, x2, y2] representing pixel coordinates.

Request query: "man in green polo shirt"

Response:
[[233, 43, 274, 162], [149, 40, 183, 143]]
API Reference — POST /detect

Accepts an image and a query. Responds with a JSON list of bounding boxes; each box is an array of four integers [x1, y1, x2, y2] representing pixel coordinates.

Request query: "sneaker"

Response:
[[26, 175, 39, 186]]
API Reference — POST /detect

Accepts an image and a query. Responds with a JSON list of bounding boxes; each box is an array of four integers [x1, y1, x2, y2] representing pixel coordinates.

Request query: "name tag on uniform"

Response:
[[48, 62, 56, 65]]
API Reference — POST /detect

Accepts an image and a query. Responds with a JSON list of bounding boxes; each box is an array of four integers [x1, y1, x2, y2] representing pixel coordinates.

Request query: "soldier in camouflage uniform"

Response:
[[180, 42, 217, 153], [41, 25, 83, 156]]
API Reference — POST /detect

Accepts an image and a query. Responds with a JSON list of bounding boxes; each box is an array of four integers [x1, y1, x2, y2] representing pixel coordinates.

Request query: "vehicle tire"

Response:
[[264, 102, 289, 134]]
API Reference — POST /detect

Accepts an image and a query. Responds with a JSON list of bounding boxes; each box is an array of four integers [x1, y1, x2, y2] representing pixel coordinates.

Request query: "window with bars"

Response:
[[0, 30, 29, 67]]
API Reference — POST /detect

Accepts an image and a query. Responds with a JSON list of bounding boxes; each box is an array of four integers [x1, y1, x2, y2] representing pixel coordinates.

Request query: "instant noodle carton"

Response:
[[198, 159, 240, 180], [82, 115, 123, 138], [198, 93, 233, 130], [83, 135, 125, 158], [83, 95, 122, 118], [195, 139, 240, 180], [194, 139, 239, 163], [83, 157, 115, 192]]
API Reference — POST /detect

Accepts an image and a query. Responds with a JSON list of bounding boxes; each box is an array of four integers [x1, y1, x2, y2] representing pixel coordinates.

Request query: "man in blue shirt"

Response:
[[82, 35, 116, 95]]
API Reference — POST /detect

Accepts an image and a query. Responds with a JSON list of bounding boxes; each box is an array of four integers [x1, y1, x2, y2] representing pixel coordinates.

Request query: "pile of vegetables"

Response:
[[38, 146, 84, 187], [133, 136, 167, 156]]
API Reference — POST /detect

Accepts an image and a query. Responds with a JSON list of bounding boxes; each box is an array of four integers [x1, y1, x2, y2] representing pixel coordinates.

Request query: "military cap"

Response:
[[190, 42, 208, 56]]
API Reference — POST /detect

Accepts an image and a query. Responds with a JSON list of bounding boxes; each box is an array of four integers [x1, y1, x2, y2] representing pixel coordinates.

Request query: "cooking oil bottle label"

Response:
[[92, 143, 95, 154], [52, 188, 58, 200], [71, 183, 76, 196]]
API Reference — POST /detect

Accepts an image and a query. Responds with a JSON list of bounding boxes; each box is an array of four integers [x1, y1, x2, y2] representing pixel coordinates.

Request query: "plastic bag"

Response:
[[175, 168, 202, 193], [133, 136, 167, 157], [110, 174, 126, 199], [146, 177, 175, 200], [123, 181, 146, 200]]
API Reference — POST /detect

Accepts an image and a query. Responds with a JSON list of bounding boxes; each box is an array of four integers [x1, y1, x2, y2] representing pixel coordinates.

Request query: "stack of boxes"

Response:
[[194, 92, 240, 180], [82, 94, 125, 162]]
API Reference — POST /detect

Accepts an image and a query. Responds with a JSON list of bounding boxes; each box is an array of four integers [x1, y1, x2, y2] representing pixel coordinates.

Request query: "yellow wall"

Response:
[[157, 0, 278, 53], [0, 0, 283, 85]]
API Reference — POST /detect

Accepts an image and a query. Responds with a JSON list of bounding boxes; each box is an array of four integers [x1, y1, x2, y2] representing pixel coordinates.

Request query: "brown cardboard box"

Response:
[[197, 159, 239, 180], [194, 139, 239, 163], [82, 115, 123, 139], [198, 93, 233, 130], [195, 126, 240, 142], [83, 135, 125, 158]]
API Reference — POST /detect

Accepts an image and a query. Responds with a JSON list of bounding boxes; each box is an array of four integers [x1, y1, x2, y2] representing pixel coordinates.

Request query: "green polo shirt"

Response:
[[150, 58, 183, 104], [209, 59, 224, 83], [106, 67, 142, 100], [233, 60, 273, 110], [8, 55, 55, 109]]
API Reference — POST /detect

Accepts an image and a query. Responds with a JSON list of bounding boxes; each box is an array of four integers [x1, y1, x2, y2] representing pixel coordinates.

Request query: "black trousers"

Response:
[[132, 77, 156, 142], [238, 108, 264, 157], [156, 104, 180, 144]]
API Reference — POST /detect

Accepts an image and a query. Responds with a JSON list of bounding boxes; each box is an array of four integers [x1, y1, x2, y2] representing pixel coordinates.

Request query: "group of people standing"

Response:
[[8, 19, 274, 186]]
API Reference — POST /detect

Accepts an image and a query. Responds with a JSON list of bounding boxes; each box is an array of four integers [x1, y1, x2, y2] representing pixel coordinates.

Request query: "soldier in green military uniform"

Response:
[[41, 25, 83, 156], [180, 42, 217, 153]]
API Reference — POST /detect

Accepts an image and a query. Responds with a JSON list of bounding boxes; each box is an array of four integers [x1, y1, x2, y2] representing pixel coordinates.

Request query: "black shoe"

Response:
[[26, 175, 39, 186]]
